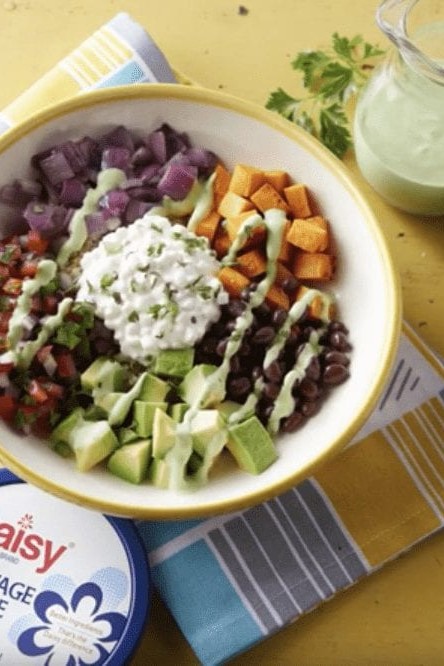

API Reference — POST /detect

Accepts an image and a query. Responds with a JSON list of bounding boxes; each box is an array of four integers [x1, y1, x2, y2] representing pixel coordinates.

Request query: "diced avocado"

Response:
[[217, 400, 243, 423], [133, 400, 167, 438], [83, 404, 108, 421], [190, 409, 224, 457], [178, 364, 225, 408], [117, 427, 140, 446], [69, 420, 119, 472], [147, 458, 170, 488], [50, 407, 85, 445], [138, 373, 170, 402], [151, 407, 177, 459], [107, 372, 148, 427], [53, 441, 73, 459], [227, 416, 277, 474], [81, 356, 125, 394], [169, 402, 189, 423], [154, 348, 194, 379], [95, 391, 125, 414], [107, 439, 151, 484]]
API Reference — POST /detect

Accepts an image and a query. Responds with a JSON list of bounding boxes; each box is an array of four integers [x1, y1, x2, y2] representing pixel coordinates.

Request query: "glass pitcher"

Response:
[[354, 0, 444, 216]]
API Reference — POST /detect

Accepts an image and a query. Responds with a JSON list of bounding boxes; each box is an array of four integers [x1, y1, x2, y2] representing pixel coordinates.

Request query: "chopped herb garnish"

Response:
[[147, 243, 165, 257], [0, 246, 16, 264], [39, 277, 60, 296], [128, 311, 139, 323], [100, 272, 117, 289]]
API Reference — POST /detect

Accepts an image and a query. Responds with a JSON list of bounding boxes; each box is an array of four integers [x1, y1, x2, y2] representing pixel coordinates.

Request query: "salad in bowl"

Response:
[[0, 85, 400, 517]]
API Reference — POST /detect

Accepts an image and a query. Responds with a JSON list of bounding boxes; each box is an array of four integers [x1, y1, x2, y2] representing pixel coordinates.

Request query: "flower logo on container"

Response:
[[16, 580, 127, 665]]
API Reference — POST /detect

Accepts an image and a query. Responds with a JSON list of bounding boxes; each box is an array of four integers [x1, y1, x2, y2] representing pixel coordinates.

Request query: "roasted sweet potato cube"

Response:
[[296, 285, 335, 319], [217, 190, 254, 219], [278, 219, 294, 264], [249, 182, 290, 214], [265, 283, 290, 311], [284, 183, 312, 218], [286, 216, 329, 253], [235, 249, 267, 278], [194, 211, 221, 244], [292, 252, 335, 281], [228, 164, 266, 197], [212, 163, 231, 208], [213, 226, 231, 259], [225, 211, 266, 249], [218, 266, 250, 298], [264, 170, 290, 193], [274, 261, 295, 287]]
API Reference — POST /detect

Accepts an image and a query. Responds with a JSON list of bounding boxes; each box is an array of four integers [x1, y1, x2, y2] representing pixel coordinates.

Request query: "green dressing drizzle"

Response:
[[57, 168, 126, 268], [15, 297, 73, 369], [7, 259, 57, 349]]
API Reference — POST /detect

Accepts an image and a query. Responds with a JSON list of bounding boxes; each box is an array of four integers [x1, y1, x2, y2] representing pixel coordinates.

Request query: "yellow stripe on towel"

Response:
[[314, 425, 441, 567], [1, 24, 134, 127]]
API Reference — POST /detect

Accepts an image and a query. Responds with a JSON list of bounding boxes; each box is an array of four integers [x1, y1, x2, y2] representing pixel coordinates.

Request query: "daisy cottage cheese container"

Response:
[[0, 468, 150, 665]]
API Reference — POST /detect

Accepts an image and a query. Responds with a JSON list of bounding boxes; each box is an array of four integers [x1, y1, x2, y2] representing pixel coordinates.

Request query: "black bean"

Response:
[[286, 325, 300, 347], [251, 365, 263, 382], [216, 338, 229, 357], [323, 363, 349, 385], [227, 299, 246, 318], [201, 336, 218, 355], [230, 355, 241, 374], [329, 320, 349, 335], [281, 275, 298, 294], [281, 411, 304, 432], [301, 400, 320, 417], [272, 308, 287, 328], [305, 356, 321, 381], [329, 331, 352, 352], [239, 341, 252, 357], [252, 326, 275, 345], [264, 359, 284, 383], [298, 377, 319, 401], [323, 350, 350, 367], [254, 302, 271, 319], [228, 376, 251, 398], [262, 382, 280, 401]]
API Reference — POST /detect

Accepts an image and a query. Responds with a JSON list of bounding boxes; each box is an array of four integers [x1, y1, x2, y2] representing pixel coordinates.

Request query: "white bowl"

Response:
[[0, 84, 401, 518]]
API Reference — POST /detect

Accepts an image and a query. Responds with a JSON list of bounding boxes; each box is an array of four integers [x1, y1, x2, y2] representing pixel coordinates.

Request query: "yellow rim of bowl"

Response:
[[0, 84, 402, 518]]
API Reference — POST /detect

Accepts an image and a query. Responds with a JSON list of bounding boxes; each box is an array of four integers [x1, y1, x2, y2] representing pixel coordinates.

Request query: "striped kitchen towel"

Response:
[[0, 12, 176, 135], [137, 322, 444, 665], [0, 13, 443, 666]]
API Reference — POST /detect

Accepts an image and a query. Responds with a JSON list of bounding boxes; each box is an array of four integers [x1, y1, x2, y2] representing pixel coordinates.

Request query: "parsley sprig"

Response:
[[266, 33, 385, 158]]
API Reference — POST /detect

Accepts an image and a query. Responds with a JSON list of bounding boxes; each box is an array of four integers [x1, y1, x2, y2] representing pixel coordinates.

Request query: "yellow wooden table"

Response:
[[0, 1, 443, 663]]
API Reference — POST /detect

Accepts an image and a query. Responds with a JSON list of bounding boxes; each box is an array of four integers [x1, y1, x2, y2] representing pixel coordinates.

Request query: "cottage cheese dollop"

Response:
[[76, 215, 228, 364]]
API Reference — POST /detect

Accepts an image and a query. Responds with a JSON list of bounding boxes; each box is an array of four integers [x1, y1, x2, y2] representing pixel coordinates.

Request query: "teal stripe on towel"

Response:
[[151, 539, 263, 666]]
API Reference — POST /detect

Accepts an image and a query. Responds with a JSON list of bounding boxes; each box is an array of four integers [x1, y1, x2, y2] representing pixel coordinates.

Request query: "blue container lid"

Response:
[[0, 468, 150, 664]]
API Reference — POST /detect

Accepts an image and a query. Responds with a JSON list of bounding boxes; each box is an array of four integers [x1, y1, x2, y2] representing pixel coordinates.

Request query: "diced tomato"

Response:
[[36, 345, 54, 364], [0, 395, 17, 421], [0, 361, 14, 373], [55, 351, 77, 378], [27, 379, 49, 404], [26, 230, 49, 255], [3, 278, 22, 296], [0, 265, 10, 283], [37, 378, 65, 400], [20, 261, 38, 278], [42, 295, 59, 314], [31, 295, 43, 313], [0, 312, 12, 334]]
